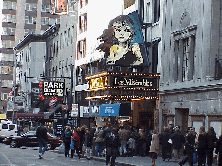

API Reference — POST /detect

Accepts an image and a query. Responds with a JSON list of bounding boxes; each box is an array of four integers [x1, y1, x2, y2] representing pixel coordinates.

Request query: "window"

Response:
[[42, 5, 50, 12], [153, 0, 160, 23], [2, 15, 16, 23], [2, 27, 15, 35], [25, 16, 36, 24], [2, 93, 8, 100], [79, 13, 87, 34], [24, 29, 36, 36], [25, 3, 37, 11], [9, 125, 15, 130], [2, 124, 8, 129], [2, 41, 15, 48], [41, 17, 50, 25], [56, 18, 60, 24], [77, 39, 86, 60]]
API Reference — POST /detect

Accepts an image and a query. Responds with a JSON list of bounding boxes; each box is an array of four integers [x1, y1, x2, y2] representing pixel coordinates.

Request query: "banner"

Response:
[[71, 104, 78, 117]]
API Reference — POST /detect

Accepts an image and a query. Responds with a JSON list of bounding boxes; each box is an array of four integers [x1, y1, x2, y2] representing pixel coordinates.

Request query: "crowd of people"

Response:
[[35, 122, 222, 166]]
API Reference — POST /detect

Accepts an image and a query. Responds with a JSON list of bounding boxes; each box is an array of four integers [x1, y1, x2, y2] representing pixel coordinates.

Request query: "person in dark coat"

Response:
[[159, 127, 171, 161], [206, 127, 217, 166], [171, 127, 185, 161], [63, 126, 72, 157], [196, 126, 207, 166], [84, 128, 93, 160], [179, 127, 196, 166], [138, 128, 146, 157], [216, 134, 222, 166], [78, 126, 85, 157], [36, 123, 48, 159], [104, 128, 120, 166], [71, 127, 81, 159]]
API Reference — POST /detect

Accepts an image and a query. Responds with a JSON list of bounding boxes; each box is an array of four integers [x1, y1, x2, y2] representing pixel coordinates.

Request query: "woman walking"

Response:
[[196, 126, 207, 166], [206, 127, 217, 166], [149, 129, 159, 166]]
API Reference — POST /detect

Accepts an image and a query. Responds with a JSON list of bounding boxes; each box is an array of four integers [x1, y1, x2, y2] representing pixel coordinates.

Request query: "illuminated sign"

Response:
[[97, 11, 149, 67], [42, 81, 65, 97], [87, 76, 108, 91], [112, 76, 156, 88]]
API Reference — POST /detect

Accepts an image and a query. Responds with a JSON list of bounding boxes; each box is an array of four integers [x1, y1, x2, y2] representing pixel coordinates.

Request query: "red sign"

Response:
[[61, 105, 68, 110]]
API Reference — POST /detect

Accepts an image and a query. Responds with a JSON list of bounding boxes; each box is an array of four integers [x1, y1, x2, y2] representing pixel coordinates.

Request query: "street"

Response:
[[0, 143, 199, 166], [0, 143, 105, 166]]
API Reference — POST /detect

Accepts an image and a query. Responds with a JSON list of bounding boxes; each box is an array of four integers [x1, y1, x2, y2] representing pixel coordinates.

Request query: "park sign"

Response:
[[40, 81, 65, 97]]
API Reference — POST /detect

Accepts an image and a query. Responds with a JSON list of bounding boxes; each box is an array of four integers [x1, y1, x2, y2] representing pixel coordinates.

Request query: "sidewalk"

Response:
[[53, 147, 193, 166]]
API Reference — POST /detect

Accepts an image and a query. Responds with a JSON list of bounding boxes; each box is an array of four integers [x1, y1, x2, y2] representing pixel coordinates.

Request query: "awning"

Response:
[[16, 113, 45, 121]]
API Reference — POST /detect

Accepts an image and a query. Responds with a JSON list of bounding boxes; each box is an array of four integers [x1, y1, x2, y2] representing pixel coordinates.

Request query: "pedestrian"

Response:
[[159, 127, 171, 161], [216, 133, 222, 166], [94, 127, 104, 157], [206, 127, 217, 166], [70, 127, 81, 159], [118, 125, 129, 156], [104, 128, 120, 166], [84, 128, 93, 160], [149, 129, 159, 166], [36, 122, 48, 159], [196, 126, 207, 166], [171, 127, 185, 162], [23, 125, 29, 134], [127, 134, 136, 157], [178, 127, 196, 166], [78, 126, 86, 157], [63, 126, 72, 157], [138, 128, 146, 157]]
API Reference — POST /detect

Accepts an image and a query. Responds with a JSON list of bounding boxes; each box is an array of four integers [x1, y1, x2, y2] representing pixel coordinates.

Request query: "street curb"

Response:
[[52, 150, 136, 166]]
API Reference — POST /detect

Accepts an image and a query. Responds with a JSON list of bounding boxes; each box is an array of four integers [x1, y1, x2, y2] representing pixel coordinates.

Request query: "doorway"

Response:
[[175, 108, 189, 135]]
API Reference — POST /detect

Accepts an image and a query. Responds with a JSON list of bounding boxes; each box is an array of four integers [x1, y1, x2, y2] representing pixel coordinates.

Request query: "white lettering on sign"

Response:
[[91, 106, 99, 114], [43, 82, 64, 96], [83, 107, 89, 114], [105, 107, 114, 114]]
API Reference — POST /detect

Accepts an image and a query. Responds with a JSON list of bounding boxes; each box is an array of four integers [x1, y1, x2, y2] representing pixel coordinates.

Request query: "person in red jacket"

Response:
[[70, 127, 81, 159]]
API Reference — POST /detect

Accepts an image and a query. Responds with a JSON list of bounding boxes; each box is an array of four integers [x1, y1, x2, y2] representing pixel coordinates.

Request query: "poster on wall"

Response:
[[71, 104, 78, 117], [97, 11, 149, 67]]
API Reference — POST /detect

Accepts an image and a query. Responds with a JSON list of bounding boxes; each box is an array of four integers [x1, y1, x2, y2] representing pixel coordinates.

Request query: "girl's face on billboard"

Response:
[[113, 21, 132, 43]]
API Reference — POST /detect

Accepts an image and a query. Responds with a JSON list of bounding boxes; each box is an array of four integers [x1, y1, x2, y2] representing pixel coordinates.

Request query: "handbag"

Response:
[[58, 143, 65, 154], [70, 140, 75, 150]]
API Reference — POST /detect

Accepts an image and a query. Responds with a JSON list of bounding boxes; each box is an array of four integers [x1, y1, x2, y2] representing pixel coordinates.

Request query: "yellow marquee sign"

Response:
[[87, 76, 108, 91]]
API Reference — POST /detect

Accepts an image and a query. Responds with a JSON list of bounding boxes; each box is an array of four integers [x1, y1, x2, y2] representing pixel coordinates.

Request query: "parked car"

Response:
[[0, 120, 18, 142], [3, 131, 62, 150]]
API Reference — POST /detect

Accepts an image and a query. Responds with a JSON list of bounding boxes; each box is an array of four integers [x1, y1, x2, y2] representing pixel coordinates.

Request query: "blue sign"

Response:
[[99, 103, 121, 117]]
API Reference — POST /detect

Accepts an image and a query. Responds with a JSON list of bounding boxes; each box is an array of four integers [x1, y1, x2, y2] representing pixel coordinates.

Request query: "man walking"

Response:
[[104, 128, 120, 166], [36, 122, 48, 159], [178, 127, 196, 166]]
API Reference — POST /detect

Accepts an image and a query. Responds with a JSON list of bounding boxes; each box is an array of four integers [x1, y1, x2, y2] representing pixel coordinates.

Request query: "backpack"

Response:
[[65, 131, 72, 139]]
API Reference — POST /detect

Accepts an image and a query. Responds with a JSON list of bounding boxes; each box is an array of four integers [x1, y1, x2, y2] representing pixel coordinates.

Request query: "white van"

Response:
[[0, 120, 18, 142]]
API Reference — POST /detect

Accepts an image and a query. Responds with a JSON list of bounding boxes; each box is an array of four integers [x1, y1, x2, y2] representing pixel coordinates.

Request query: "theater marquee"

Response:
[[85, 72, 160, 101]]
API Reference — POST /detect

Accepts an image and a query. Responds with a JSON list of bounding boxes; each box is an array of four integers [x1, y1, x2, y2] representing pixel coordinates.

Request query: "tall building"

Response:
[[0, 0, 60, 113], [159, 0, 222, 136]]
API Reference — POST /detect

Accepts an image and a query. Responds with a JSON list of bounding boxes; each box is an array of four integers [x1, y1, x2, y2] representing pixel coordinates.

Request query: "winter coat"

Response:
[[64, 129, 72, 143], [118, 129, 129, 141], [185, 132, 196, 152], [104, 132, 120, 149], [36, 126, 48, 141], [216, 135, 222, 153], [206, 133, 217, 149], [72, 131, 80, 147], [94, 129, 104, 143], [149, 134, 159, 153], [159, 131, 171, 147], [171, 132, 185, 150], [196, 133, 207, 150], [84, 133, 93, 147]]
